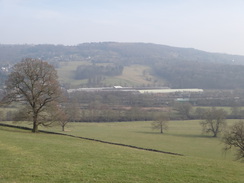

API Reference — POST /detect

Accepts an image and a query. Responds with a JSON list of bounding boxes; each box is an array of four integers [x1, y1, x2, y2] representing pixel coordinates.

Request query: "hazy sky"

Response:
[[1, 0, 244, 55]]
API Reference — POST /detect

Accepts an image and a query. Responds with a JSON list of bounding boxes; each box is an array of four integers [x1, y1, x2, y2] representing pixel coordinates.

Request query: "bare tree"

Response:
[[222, 121, 244, 161], [1, 58, 62, 132], [58, 113, 69, 132], [53, 101, 80, 131], [47, 102, 69, 132], [200, 108, 227, 137], [152, 113, 170, 134]]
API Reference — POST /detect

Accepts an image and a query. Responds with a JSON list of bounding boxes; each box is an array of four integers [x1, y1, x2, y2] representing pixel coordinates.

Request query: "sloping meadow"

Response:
[[0, 120, 243, 183]]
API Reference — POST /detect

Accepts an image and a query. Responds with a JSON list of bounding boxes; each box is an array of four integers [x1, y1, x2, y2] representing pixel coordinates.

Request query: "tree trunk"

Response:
[[213, 131, 217, 137], [32, 115, 38, 133], [62, 125, 65, 132]]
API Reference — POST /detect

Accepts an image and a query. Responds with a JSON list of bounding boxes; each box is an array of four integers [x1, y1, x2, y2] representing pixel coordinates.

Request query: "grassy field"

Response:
[[0, 124, 244, 183], [0, 120, 240, 160], [46, 120, 240, 160]]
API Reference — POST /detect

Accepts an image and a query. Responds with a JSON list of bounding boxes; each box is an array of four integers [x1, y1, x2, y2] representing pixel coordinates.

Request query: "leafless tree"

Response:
[[46, 102, 69, 132], [200, 107, 227, 137], [152, 113, 170, 134], [1, 58, 62, 132], [222, 121, 244, 161], [50, 100, 80, 131]]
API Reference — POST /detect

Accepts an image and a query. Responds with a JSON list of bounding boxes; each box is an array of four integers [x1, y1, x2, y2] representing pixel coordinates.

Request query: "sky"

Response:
[[1, 0, 244, 55]]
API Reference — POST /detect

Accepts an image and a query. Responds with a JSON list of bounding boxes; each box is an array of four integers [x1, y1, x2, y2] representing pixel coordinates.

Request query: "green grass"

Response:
[[0, 125, 244, 183], [51, 120, 239, 160], [1, 120, 240, 160]]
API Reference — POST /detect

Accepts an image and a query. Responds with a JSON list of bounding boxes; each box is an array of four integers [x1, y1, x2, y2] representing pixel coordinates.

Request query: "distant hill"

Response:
[[1, 42, 244, 64], [1, 42, 244, 89]]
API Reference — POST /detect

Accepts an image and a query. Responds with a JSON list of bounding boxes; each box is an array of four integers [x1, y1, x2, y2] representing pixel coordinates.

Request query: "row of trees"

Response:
[[2, 99, 244, 125]]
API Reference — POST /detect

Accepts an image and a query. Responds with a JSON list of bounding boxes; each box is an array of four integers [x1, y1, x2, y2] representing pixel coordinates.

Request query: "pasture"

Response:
[[46, 120, 239, 160], [0, 123, 244, 183], [57, 61, 164, 87], [0, 120, 240, 160]]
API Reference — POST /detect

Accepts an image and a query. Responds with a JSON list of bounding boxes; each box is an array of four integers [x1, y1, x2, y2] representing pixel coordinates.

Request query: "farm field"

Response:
[[57, 61, 89, 87], [109, 65, 164, 87], [0, 124, 244, 183], [57, 61, 164, 88]]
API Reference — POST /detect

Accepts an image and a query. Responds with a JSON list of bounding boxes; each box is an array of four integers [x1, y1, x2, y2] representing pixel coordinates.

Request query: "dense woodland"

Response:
[[153, 60, 244, 89], [1, 42, 244, 89]]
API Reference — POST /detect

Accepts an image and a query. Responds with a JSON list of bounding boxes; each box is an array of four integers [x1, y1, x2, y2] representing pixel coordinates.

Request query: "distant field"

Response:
[[57, 61, 89, 87], [109, 65, 164, 87], [0, 124, 244, 183], [192, 106, 243, 115], [57, 61, 165, 88]]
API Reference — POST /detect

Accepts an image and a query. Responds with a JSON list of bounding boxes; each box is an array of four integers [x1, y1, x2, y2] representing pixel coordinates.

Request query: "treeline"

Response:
[[74, 64, 123, 80], [153, 60, 244, 89], [59, 90, 244, 122], [3, 89, 244, 122]]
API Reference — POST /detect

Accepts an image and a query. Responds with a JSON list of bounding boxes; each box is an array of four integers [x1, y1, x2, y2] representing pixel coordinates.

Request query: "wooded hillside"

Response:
[[1, 42, 244, 89]]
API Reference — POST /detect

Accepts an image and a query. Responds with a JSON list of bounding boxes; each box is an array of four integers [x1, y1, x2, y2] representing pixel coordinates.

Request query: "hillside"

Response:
[[1, 42, 244, 65], [1, 42, 244, 89]]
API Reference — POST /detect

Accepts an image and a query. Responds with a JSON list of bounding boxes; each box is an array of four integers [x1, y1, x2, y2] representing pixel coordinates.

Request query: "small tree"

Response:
[[46, 97, 81, 131], [200, 108, 227, 137], [48, 103, 69, 132], [2, 58, 62, 132], [222, 121, 244, 161], [152, 113, 170, 134]]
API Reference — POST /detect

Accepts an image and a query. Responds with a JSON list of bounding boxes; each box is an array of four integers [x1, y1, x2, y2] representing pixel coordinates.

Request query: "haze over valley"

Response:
[[1, 1, 244, 183]]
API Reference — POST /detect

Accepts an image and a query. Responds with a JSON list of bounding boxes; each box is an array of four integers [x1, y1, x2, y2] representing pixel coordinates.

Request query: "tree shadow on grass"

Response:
[[167, 133, 215, 139], [135, 130, 214, 138], [134, 131, 165, 135]]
